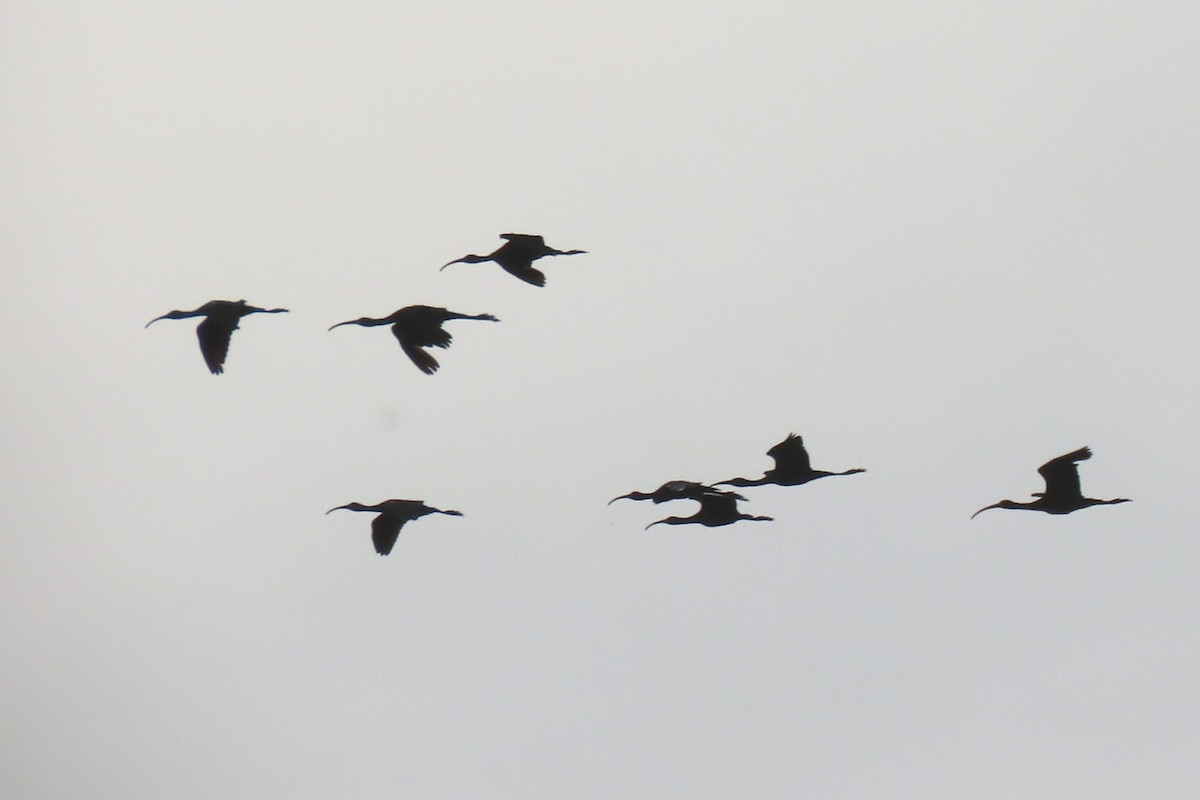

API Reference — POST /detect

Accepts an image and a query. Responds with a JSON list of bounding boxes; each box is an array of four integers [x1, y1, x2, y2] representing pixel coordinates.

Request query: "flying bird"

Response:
[[440, 233, 586, 287], [971, 447, 1131, 519], [326, 499, 463, 556], [145, 299, 288, 374], [609, 480, 744, 505], [717, 433, 865, 488], [328, 305, 498, 374], [644, 489, 773, 529]]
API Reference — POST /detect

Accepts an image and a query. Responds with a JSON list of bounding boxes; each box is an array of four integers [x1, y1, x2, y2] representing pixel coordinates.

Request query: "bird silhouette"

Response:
[[440, 233, 586, 287], [644, 489, 773, 529], [717, 433, 866, 488], [145, 299, 288, 374], [971, 446, 1131, 519], [326, 499, 463, 555], [328, 305, 498, 374], [609, 480, 745, 505]]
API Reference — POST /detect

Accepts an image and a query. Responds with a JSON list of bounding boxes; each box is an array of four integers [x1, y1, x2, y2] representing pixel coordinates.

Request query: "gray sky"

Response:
[[3, 1, 1199, 797]]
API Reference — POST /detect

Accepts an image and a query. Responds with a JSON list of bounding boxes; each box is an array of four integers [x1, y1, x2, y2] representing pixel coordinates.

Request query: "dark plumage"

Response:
[[440, 233, 586, 287], [328, 305, 498, 374], [644, 489, 773, 529], [972, 447, 1131, 519], [145, 299, 288, 374], [609, 480, 744, 505], [326, 499, 463, 556], [717, 433, 865, 488]]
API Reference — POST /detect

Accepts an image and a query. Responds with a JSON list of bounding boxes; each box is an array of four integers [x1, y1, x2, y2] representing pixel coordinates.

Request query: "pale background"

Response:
[[3, 2, 1198, 797]]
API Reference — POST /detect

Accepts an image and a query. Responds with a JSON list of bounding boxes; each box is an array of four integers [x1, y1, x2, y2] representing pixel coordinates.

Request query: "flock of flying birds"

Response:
[[146, 233, 1131, 556]]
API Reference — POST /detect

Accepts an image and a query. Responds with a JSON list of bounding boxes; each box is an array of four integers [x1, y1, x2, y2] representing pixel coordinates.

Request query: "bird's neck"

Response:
[[719, 476, 768, 488], [338, 316, 394, 328]]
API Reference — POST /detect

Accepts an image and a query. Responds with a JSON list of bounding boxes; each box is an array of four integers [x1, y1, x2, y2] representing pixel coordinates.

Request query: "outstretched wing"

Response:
[[499, 260, 547, 287], [491, 236, 549, 285], [397, 316, 454, 349], [391, 321, 444, 374], [196, 316, 238, 374], [766, 433, 812, 473], [500, 233, 545, 247], [398, 340, 440, 374], [392, 307, 446, 341], [657, 480, 743, 503], [370, 514, 406, 556], [694, 490, 741, 519], [1037, 447, 1090, 503]]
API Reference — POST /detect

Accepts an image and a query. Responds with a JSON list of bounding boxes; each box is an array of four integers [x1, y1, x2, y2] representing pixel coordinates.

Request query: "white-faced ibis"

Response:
[[717, 433, 865, 488], [440, 233, 586, 287], [328, 305, 498, 374], [644, 489, 773, 529], [971, 447, 1131, 519], [326, 499, 463, 555], [609, 480, 745, 505], [145, 299, 288, 374]]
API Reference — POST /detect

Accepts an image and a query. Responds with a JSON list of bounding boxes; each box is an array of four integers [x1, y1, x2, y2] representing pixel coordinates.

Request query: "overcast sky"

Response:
[[3, 1, 1199, 797]]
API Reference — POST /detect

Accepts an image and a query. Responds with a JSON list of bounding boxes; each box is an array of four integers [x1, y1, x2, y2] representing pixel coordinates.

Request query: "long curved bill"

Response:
[[970, 503, 1002, 520]]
